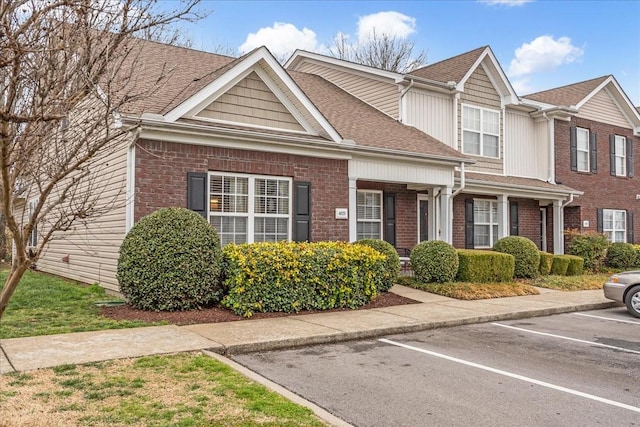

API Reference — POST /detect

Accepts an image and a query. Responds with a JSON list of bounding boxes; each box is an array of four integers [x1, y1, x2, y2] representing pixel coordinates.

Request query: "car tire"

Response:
[[624, 285, 640, 318]]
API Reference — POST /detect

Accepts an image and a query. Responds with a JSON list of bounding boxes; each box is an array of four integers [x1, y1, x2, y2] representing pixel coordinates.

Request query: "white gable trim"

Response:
[[164, 47, 342, 142], [576, 76, 640, 132], [457, 48, 518, 105], [285, 49, 402, 81]]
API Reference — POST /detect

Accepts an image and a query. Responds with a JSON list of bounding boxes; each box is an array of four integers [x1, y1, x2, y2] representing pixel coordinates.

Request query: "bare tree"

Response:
[[330, 30, 427, 73], [0, 0, 205, 320]]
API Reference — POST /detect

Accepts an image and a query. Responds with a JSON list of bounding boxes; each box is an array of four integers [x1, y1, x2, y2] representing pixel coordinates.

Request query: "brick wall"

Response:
[[555, 118, 640, 243], [135, 139, 350, 242]]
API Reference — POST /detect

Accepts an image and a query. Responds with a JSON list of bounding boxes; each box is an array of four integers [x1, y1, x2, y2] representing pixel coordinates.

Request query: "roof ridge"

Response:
[[524, 75, 611, 97], [411, 45, 488, 74]]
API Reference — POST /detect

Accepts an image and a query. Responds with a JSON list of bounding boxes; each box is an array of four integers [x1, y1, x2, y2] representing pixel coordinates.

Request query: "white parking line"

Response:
[[572, 312, 640, 325], [491, 323, 640, 355], [379, 338, 640, 414]]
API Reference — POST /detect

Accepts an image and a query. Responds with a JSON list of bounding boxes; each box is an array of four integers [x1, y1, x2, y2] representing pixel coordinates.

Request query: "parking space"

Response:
[[233, 308, 640, 427]]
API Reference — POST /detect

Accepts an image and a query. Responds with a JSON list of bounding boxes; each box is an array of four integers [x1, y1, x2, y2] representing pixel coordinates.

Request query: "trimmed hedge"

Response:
[[567, 232, 609, 272], [492, 236, 540, 278], [117, 208, 223, 311], [410, 241, 459, 283], [456, 250, 515, 282], [565, 255, 584, 276], [356, 239, 400, 292], [606, 242, 638, 269], [221, 241, 384, 317], [550, 255, 571, 275], [538, 252, 553, 276]]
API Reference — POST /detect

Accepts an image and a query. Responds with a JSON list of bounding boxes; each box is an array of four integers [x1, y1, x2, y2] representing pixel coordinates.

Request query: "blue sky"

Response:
[[177, 0, 640, 105]]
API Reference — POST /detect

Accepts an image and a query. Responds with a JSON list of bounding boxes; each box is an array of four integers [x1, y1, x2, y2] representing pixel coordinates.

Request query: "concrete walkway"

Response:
[[0, 285, 615, 374]]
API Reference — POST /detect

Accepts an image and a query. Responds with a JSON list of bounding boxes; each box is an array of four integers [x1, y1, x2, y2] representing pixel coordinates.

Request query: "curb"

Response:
[[210, 301, 617, 355]]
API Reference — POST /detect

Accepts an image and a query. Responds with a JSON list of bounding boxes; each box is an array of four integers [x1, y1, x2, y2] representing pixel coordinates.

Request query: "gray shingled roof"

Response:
[[523, 76, 610, 107], [408, 46, 487, 83], [462, 172, 580, 194]]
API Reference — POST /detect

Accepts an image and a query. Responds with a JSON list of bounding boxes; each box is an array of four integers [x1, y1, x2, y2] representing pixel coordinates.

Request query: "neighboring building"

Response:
[[523, 76, 640, 245]]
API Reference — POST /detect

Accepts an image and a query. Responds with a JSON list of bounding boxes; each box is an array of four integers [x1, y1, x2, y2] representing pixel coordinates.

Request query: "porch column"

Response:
[[348, 177, 357, 242], [553, 199, 564, 254], [439, 186, 452, 243], [497, 194, 509, 239]]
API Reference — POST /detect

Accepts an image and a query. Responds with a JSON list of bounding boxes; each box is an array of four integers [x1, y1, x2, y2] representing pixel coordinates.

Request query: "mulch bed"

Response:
[[100, 292, 419, 325]]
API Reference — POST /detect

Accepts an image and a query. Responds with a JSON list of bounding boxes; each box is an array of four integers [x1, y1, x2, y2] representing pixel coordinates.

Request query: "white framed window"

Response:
[[356, 190, 382, 240], [576, 127, 590, 172], [208, 173, 291, 246], [474, 199, 498, 248], [614, 135, 626, 177], [603, 209, 626, 243], [27, 199, 38, 247], [462, 105, 500, 158]]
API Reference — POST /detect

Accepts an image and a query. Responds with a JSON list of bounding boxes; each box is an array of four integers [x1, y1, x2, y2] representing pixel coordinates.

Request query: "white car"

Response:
[[604, 271, 640, 318]]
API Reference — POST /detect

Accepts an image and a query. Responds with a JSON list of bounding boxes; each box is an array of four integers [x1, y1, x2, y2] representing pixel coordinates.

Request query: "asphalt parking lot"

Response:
[[233, 307, 640, 426]]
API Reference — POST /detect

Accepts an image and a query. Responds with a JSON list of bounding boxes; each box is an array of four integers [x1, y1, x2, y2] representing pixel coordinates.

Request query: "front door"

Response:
[[540, 208, 547, 252], [419, 200, 428, 242]]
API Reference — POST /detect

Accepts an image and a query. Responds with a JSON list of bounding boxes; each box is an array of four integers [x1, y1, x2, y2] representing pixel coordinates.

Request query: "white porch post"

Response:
[[553, 199, 564, 254], [439, 186, 452, 243], [348, 177, 357, 242], [497, 194, 509, 239]]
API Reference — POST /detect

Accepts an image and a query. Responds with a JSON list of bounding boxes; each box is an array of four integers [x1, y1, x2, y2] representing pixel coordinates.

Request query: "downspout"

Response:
[[543, 112, 555, 183], [451, 162, 466, 198], [398, 79, 415, 123], [562, 193, 574, 208]]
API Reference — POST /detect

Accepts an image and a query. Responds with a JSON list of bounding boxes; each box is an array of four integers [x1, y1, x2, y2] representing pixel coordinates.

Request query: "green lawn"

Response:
[[0, 270, 160, 339]]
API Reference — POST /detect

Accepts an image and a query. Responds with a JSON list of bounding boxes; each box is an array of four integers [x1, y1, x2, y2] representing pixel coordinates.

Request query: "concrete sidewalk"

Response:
[[0, 286, 616, 374]]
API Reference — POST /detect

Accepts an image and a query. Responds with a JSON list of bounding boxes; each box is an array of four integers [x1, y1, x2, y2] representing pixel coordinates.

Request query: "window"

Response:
[[462, 105, 500, 158], [27, 199, 38, 247], [576, 127, 590, 172], [357, 191, 382, 239], [474, 199, 498, 248], [603, 209, 626, 243], [208, 173, 291, 246], [614, 136, 626, 177]]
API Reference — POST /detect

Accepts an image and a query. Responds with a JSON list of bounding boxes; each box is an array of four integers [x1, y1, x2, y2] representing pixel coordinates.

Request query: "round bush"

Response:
[[606, 242, 638, 269], [492, 236, 540, 279], [356, 239, 400, 292], [117, 208, 223, 311], [410, 241, 459, 283]]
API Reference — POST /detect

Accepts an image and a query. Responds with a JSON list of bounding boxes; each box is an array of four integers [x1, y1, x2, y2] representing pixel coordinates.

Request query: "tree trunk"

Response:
[[0, 262, 30, 321]]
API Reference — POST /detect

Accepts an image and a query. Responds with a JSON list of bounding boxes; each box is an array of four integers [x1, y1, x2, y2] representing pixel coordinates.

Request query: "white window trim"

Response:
[[207, 172, 292, 244], [462, 104, 501, 159], [614, 135, 626, 177], [474, 199, 498, 249], [27, 198, 39, 248], [576, 127, 590, 172], [603, 208, 626, 243], [356, 190, 383, 240]]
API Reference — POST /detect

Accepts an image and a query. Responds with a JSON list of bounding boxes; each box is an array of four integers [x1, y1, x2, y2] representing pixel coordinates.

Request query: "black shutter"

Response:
[[293, 181, 311, 242], [187, 172, 207, 218], [383, 192, 396, 247], [590, 132, 597, 173], [465, 199, 474, 249], [627, 137, 634, 178], [570, 126, 577, 171], [510, 202, 519, 236], [609, 135, 616, 176], [596, 208, 604, 233], [628, 211, 634, 244]]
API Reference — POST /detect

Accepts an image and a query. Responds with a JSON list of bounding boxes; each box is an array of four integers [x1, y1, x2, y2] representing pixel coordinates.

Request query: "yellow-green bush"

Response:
[[551, 255, 571, 275], [355, 239, 400, 292], [565, 255, 584, 276], [538, 252, 553, 276], [456, 250, 515, 282], [221, 241, 384, 317]]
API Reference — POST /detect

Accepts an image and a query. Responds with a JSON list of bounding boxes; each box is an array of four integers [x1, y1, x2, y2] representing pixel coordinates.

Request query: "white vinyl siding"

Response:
[[614, 135, 626, 177], [603, 209, 626, 243], [356, 190, 382, 240], [504, 111, 548, 180], [576, 127, 590, 172], [463, 105, 500, 158], [474, 199, 498, 248], [208, 173, 291, 246], [577, 89, 630, 129]]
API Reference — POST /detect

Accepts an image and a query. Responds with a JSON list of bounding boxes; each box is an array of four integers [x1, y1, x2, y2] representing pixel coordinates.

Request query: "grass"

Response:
[[0, 270, 162, 339], [398, 276, 539, 300], [526, 272, 610, 291], [0, 353, 326, 427]]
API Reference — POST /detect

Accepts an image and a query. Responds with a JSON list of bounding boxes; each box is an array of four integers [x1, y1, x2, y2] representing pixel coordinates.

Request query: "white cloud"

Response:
[[508, 35, 584, 77], [239, 22, 325, 60], [480, 0, 533, 6], [511, 78, 534, 95], [356, 11, 416, 42]]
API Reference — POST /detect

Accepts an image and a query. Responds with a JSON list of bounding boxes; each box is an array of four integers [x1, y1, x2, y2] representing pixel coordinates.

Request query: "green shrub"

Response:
[[567, 231, 609, 272], [550, 255, 571, 275], [538, 252, 553, 276], [606, 242, 638, 269], [456, 250, 515, 282], [117, 208, 223, 311], [410, 241, 459, 283], [492, 236, 540, 278], [356, 239, 400, 292], [221, 241, 384, 317], [565, 255, 584, 276]]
